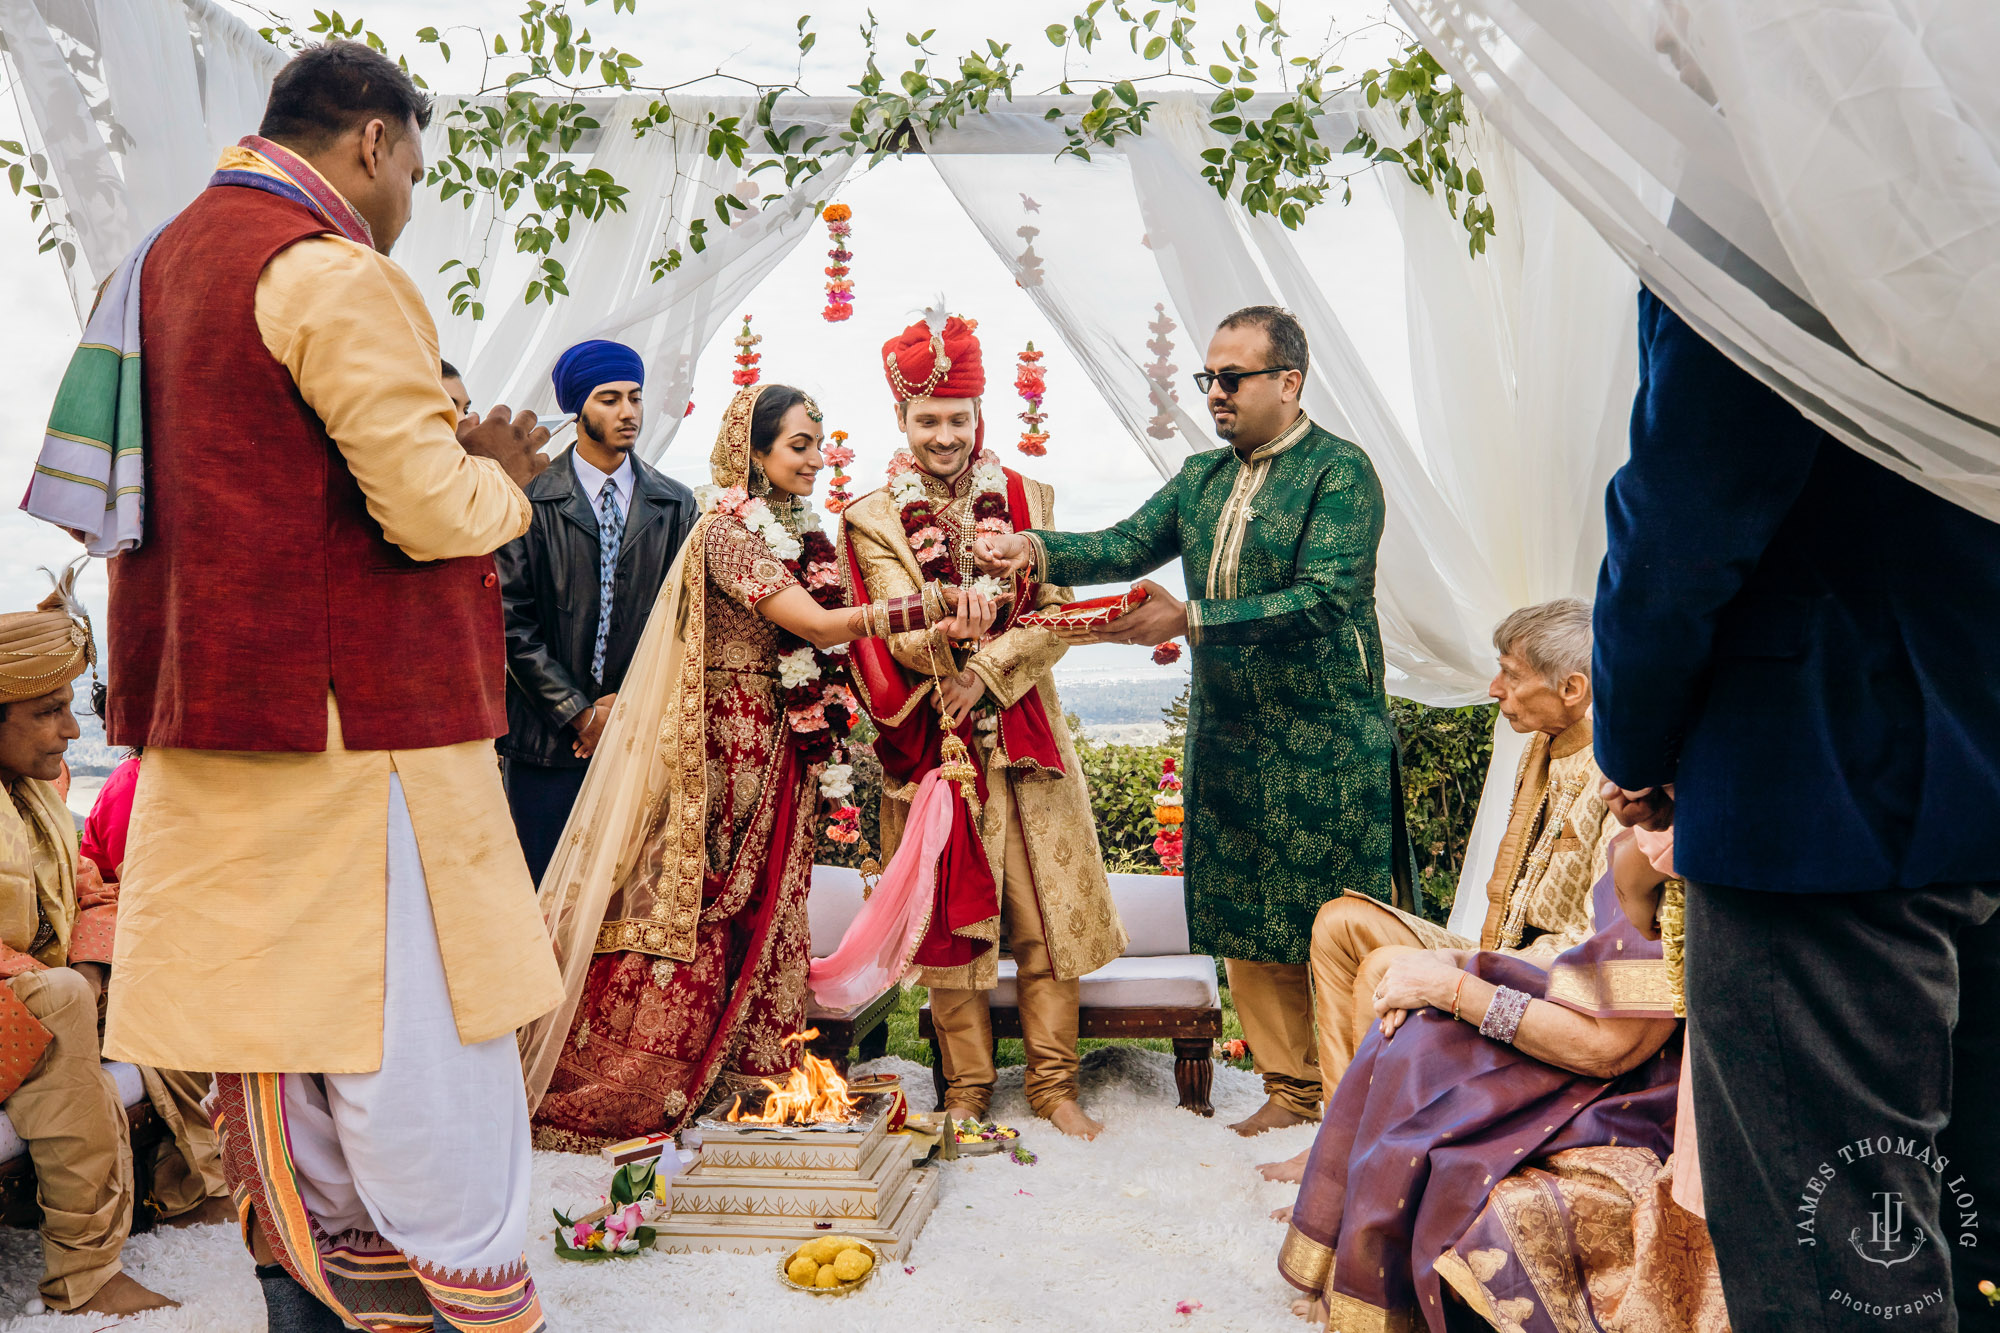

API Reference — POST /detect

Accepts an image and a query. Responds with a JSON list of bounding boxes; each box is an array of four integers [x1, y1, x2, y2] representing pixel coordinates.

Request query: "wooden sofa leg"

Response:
[[856, 1020, 889, 1063], [1173, 1037, 1215, 1117]]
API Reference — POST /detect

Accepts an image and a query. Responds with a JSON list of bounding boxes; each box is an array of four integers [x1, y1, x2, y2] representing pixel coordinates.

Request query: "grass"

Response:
[[874, 961, 1254, 1073]]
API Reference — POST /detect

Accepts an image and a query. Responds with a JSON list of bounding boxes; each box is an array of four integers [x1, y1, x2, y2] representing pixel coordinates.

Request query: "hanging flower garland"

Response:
[[731, 314, 762, 387], [823, 429, 857, 514], [1153, 757, 1185, 874], [695, 484, 861, 839], [1014, 343, 1049, 456], [885, 449, 1011, 602], [1152, 640, 1182, 665], [822, 204, 854, 323]]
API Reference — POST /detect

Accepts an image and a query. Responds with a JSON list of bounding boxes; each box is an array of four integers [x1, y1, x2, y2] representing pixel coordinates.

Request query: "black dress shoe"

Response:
[[255, 1265, 347, 1333]]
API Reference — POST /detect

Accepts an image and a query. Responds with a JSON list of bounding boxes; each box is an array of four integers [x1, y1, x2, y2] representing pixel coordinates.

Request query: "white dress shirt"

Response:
[[571, 448, 635, 519]]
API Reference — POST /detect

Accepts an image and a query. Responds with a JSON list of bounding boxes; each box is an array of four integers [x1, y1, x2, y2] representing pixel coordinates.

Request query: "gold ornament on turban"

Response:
[[0, 558, 95, 704]]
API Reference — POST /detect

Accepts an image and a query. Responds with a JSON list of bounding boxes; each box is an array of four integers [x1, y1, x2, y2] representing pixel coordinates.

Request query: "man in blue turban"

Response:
[[495, 340, 697, 883]]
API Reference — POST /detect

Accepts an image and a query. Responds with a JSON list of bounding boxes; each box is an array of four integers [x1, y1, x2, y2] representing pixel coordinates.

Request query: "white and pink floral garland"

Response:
[[884, 448, 1011, 602], [696, 483, 861, 842]]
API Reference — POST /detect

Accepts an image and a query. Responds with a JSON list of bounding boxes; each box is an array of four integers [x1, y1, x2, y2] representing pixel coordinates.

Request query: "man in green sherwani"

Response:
[[975, 306, 1395, 1136]]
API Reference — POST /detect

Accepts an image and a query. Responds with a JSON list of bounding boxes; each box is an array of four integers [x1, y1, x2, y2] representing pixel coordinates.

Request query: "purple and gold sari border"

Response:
[[1544, 956, 1675, 1018], [1278, 1224, 1333, 1293], [1323, 1290, 1422, 1333]]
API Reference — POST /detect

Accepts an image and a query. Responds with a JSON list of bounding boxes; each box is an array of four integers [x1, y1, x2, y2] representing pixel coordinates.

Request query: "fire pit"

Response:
[[653, 1031, 940, 1259]]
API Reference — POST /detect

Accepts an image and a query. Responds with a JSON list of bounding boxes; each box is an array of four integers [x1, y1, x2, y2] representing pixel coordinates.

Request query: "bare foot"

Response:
[[74, 1271, 179, 1315], [1257, 1147, 1312, 1183], [1228, 1097, 1320, 1138], [160, 1193, 237, 1228], [943, 1104, 981, 1126], [1270, 1203, 1294, 1224], [1045, 1099, 1104, 1140], [1290, 1295, 1328, 1325]]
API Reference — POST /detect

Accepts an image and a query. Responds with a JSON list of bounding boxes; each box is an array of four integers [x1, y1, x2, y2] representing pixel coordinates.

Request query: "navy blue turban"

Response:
[[552, 340, 645, 415]]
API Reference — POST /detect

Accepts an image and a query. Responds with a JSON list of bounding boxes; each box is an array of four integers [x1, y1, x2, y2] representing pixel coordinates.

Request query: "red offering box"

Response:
[[1017, 584, 1150, 630]]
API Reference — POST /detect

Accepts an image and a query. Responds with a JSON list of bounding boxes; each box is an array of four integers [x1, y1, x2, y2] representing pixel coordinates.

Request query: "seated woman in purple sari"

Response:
[[1278, 835, 1726, 1333]]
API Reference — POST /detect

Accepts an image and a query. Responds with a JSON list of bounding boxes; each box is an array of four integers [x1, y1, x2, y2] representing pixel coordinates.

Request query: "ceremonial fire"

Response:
[[725, 1029, 859, 1126]]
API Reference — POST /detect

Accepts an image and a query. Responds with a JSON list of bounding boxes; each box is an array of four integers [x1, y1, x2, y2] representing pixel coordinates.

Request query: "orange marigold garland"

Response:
[[1153, 757, 1184, 874], [824, 429, 856, 514], [731, 314, 762, 387], [822, 204, 854, 323], [1014, 342, 1049, 456]]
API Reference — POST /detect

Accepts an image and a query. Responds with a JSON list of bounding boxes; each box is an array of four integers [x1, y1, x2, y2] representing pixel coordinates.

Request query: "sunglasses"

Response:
[[1193, 366, 1295, 395]]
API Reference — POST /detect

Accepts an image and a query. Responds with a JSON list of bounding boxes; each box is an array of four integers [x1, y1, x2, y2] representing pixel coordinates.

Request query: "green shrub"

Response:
[[1391, 698, 1496, 924]]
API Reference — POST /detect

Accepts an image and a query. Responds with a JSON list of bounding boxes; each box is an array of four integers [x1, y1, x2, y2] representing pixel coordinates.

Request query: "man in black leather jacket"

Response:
[[495, 341, 696, 884]]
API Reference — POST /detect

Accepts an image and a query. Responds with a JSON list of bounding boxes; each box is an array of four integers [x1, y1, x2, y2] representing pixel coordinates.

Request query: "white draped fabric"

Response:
[[0, 0, 847, 458], [1398, 0, 2000, 521]]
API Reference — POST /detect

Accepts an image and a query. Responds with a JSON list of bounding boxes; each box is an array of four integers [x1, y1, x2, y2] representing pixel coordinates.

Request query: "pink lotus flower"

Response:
[[602, 1202, 645, 1252]]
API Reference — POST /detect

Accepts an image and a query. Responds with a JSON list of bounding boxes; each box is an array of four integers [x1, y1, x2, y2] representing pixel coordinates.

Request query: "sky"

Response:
[[0, 0, 1406, 688]]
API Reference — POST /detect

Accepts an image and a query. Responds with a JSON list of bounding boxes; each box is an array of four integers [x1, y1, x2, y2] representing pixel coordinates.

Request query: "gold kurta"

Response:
[[1477, 716, 1613, 963], [842, 473, 1126, 988], [106, 180, 562, 1075]]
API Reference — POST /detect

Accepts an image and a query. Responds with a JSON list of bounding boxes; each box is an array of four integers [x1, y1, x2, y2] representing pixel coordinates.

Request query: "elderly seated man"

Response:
[[1260, 598, 1613, 1184], [1274, 834, 1726, 1333], [0, 587, 229, 1317]]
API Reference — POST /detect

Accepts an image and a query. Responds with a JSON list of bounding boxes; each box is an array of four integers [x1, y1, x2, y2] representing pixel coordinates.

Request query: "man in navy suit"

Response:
[[1594, 291, 2000, 1329]]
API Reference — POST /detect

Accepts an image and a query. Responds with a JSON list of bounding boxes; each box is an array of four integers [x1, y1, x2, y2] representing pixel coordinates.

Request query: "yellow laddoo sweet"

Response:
[[804, 1237, 846, 1265], [831, 1248, 873, 1282], [815, 1265, 841, 1288], [786, 1254, 819, 1287]]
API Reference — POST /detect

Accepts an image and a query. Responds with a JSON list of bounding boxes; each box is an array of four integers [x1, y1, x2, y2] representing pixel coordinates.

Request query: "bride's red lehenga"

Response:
[[531, 512, 824, 1148]]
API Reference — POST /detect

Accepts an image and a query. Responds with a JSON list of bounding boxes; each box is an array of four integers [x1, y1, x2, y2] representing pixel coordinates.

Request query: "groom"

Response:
[[842, 311, 1125, 1139]]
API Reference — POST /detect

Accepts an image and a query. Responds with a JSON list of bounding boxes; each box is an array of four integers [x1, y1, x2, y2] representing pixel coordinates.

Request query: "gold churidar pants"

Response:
[[140, 1066, 225, 1217], [929, 810, 1080, 1120], [1308, 894, 1427, 1103], [5, 967, 133, 1311], [1223, 958, 1322, 1119]]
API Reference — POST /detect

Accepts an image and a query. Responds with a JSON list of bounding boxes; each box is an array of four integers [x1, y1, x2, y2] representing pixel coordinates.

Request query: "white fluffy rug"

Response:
[[0, 1048, 1318, 1331]]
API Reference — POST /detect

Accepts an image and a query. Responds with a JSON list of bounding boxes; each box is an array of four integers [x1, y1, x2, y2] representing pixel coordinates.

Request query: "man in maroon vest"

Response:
[[97, 42, 563, 1333]]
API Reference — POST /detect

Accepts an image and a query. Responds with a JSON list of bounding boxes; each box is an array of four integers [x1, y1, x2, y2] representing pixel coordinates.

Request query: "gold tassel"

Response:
[[938, 729, 982, 820], [1660, 879, 1687, 1018]]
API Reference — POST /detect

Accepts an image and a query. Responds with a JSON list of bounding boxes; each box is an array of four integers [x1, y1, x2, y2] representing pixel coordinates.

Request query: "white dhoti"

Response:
[[211, 777, 546, 1332]]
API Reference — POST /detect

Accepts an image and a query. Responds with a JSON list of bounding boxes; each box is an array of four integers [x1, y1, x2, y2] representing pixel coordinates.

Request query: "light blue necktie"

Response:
[[591, 480, 624, 686]]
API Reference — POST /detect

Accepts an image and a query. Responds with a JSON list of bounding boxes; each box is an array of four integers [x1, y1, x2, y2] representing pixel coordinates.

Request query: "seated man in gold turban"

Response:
[[0, 582, 229, 1316]]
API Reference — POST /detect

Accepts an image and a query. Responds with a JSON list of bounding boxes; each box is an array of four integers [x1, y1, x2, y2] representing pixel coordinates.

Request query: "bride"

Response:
[[522, 383, 995, 1148]]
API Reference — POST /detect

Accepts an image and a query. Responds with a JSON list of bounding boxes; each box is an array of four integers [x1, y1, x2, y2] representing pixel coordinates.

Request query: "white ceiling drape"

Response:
[[1397, 0, 2000, 522]]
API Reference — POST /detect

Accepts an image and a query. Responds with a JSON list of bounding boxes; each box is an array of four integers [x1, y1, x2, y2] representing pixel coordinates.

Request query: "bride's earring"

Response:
[[748, 461, 771, 497]]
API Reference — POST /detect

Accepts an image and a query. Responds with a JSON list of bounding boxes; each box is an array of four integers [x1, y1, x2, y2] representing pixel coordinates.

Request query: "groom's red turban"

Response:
[[881, 315, 984, 401]]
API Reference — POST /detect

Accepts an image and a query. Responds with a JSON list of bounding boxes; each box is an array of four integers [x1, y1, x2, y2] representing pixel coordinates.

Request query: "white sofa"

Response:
[[915, 872, 1225, 1115]]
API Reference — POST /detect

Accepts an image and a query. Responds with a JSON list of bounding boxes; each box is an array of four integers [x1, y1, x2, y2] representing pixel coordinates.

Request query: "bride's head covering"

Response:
[[710, 384, 767, 489]]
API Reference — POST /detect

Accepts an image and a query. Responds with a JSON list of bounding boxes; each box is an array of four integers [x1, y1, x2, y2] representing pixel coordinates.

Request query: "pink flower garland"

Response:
[[731, 314, 761, 387], [1015, 343, 1049, 456], [1153, 757, 1185, 874], [823, 429, 856, 514], [822, 204, 854, 323]]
